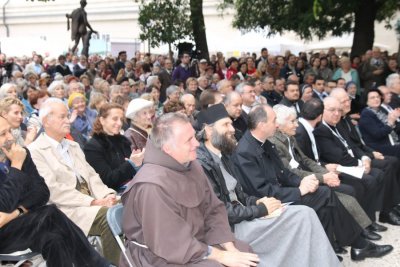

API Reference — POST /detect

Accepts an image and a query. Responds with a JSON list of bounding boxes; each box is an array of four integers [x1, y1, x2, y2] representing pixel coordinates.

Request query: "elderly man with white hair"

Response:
[[233, 104, 393, 261], [180, 93, 197, 122], [270, 104, 386, 242], [28, 98, 120, 265]]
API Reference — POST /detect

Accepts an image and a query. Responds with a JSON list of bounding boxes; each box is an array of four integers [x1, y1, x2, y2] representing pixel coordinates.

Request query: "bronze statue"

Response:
[[66, 0, 98, 57]]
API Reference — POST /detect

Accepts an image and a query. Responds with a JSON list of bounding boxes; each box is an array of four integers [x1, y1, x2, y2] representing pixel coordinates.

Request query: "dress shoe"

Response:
[[379, 211, 400, 225], [351, 241, 393, 261], [367, 222, 387, 232], [392, 205, 400, 216], [361, 229, 381, 241], [333, 246, 348, 254]]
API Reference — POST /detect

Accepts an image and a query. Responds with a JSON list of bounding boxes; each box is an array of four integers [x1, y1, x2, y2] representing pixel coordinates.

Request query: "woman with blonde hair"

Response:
[[0, 97, 36, 146]]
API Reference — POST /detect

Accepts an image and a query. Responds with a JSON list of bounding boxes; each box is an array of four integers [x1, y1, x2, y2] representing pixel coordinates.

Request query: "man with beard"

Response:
[[195, 104, 340, 266], [121, 112, 259, 267]]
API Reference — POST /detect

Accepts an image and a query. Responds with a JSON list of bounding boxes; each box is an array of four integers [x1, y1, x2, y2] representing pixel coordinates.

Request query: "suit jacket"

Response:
[[279, 97, 303, 117], [389, 93, 400, 109], [313, 122, 359, 166], [232, 130, 302, 202], [232, 113, 248, 141], [158, 69, 172, 103], [28, 133, 115, 235], [295, 122, 315, 161], [269, 131, 327, 183], [337, 116, 374, 159]]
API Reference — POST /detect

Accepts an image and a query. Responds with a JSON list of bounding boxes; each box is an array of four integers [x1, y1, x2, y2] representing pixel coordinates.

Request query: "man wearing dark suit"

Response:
[[312, 76, 328, 101], [232, 104, 392, 261], [223, 91, 247, 141], [330, 88, 400, 226], [314, 96, 400, 227], [279, 81, 303, 117], [0, 116, 111, 267], [158, 58, 173, 103], [297, 98, 390, 234]]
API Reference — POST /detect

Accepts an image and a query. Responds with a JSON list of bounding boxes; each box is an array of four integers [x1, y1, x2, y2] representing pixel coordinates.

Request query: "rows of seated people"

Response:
[[0, 47, 399, 266]]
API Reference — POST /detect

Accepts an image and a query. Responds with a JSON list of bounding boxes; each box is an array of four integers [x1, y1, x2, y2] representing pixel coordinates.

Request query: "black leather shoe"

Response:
[[379, 211, 400, 225], [337, 255, 343, 262], [351, 242, 393, 261], [392, 205, 400, 216], [333, 246, 348, 254], [361, 229, 382, 241], [367, 222, 388, 232]]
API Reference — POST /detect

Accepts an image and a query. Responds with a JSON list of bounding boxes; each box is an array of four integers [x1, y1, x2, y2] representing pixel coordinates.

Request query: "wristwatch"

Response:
[[16, 207, 24, 217]]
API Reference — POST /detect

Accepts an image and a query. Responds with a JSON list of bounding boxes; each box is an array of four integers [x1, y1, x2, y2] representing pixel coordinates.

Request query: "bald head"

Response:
[[323, 97, 342, 126], [330, 88, 351, 115]]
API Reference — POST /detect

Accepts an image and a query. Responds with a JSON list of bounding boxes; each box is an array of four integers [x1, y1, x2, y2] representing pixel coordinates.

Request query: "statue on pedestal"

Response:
[[66, 0, 98, 57]]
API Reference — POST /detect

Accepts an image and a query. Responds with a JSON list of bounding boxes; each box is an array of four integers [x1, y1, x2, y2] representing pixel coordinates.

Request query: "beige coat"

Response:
[[28, 133, 115, 235]]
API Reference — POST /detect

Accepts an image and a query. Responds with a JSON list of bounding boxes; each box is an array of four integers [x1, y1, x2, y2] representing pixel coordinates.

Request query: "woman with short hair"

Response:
[[124, 98, 153, 151]]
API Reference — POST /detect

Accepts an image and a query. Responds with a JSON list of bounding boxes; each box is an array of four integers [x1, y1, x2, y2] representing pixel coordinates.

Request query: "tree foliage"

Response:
[[222, 0, 399, 55], [138, 0, 193, 55]]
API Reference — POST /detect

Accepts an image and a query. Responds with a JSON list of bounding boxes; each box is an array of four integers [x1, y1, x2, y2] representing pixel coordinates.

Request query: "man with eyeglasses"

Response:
[[313, 97, 390, 227], [172, 52, 194, 84], [331, 88, 400, 226], [28, 98, 120, 265]]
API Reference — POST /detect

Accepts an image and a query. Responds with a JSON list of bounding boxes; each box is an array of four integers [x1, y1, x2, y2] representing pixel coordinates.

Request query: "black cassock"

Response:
[[232, 130, 363, 247]]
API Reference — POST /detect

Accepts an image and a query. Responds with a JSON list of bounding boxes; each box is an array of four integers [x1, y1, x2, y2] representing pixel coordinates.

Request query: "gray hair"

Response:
[[47, 80, 65, 95], [150, 112, 190, 149], [248, 104, 269, 130], [0, 83, 16, 98], [386, 73, 400, 89], [223, 91, 241, 105], [146, 75, 159, 86], [110, 85, 122, 95], [273, 104, 297, 126], [166, 85, 179, 97], [235, 81, 252, 95], [216, 79, 229, 91], [39, 97, 67, 124], [67, 82, 84, 93], [180, 93, 195, 103]]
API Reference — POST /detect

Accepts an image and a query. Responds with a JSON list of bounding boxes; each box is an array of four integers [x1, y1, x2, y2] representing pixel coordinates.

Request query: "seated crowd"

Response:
[[0, 46, 399, 266]]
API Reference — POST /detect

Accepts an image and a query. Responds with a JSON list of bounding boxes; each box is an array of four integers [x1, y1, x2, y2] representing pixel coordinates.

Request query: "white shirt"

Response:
[[44, 133, 83, 182], [298, 118, 319, 163]]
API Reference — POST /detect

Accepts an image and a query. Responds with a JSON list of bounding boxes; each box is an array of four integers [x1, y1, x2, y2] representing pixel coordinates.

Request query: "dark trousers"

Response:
[[340, 168, 384, 221], [371, 156, 400, 212], [296, 186, 363, 247], [0, 205, 109, 267]]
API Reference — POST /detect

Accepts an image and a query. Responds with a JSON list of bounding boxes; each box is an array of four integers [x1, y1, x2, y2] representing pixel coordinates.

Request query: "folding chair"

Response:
[[0, 249, 39, 267], [106, 204, 134, 267]]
